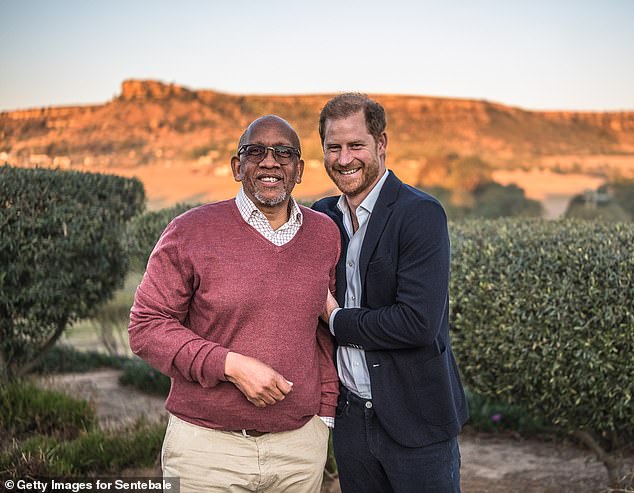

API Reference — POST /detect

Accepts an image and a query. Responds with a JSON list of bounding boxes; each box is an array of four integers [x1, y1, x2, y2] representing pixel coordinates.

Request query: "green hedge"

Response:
[[0, 165, 145, 381], [449, 219, 634, 444], [126, 202, 197, 271], [119, 358, 171, 396]]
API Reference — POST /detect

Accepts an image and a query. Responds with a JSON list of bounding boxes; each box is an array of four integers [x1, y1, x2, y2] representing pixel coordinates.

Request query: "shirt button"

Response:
[[365, 401, 373, 409], [348, 261, 354, 267]]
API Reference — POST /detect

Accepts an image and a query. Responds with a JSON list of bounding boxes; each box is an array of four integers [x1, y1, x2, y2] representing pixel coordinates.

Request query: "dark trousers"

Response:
[[333, 388, 461, 493]]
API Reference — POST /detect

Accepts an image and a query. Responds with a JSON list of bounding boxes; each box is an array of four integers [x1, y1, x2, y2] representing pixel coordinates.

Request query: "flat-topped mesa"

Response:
[[119, 79, 195, 101]]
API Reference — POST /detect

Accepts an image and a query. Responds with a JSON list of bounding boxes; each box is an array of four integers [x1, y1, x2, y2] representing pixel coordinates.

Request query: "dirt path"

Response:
[[42, 370, 632, 493]]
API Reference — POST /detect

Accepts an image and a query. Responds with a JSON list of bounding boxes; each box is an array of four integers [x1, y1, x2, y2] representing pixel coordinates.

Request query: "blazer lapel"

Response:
[[324, 203, 349, 306], [359, 171, 401, 284]]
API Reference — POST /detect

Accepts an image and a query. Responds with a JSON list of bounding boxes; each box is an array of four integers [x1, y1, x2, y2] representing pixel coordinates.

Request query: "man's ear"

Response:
[[230, 156, 242, 182], [295, 159, 305, 184], [377, 132, 387, 158]]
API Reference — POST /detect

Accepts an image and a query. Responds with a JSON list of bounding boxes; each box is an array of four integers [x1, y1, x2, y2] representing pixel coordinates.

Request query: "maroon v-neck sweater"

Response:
[[129, 200, 340, 432]]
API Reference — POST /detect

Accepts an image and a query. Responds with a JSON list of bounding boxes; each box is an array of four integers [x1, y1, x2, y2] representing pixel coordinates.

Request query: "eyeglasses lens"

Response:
[[241, 145, 296, 165]]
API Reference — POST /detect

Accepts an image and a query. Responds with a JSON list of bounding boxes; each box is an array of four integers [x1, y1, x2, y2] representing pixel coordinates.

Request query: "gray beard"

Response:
[[255, 189, 287, 207]]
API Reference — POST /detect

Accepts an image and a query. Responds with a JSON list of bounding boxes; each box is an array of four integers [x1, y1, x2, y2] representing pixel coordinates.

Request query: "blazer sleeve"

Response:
[[333, 200, 450, 350]]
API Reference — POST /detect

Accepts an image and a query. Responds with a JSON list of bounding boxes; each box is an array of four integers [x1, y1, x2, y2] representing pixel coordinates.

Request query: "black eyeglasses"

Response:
[[238, 144, 301, 165]]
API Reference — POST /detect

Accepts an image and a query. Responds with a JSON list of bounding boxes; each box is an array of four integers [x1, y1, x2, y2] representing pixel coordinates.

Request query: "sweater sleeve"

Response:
[[317, 228, 341, 417], [128, 220, 229, 387]]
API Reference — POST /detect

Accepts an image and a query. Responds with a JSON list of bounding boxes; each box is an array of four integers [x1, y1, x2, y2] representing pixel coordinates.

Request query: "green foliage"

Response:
[[609, 178, 634, 218], [450, 219, 634, 446], [31, 345, 127, 374], [0, 420, 164, 476], [0, 165, 145, 381], [464, 388, 549, 434], [565, 179, 634, 222], [0, 382, 96, 442], [126, 202, 197, 272], [471, 182, 542, 218], [119, 358, 171, 396], [89, 273, 142, 355], [423, 182, 541, 220], [565, 194, 631, 222]]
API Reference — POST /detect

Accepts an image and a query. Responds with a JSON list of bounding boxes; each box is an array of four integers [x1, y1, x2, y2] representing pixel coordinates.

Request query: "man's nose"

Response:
[[259, 148, 281, 168], [338, 147, 353, 166]]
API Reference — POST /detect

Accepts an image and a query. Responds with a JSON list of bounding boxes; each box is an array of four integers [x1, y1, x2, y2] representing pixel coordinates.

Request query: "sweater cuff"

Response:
[[202, 345, 231, 387], [318, 401, 337, 419]]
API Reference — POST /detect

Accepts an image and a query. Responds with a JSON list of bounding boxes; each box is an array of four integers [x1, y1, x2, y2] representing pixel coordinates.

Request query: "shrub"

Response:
[[471, 182, 542, 218], [565, 194, 630, 222], [119, 358, 171, 396], [449, 219, 634, 485], [464, 388, 549, 435], [0, 382, 96, 442], [0, 420, 165, 476], [126, 203, 197, 272], [0, 165, 145, 381], [31, 345, 128, 374], [89, 273, 142, 356]]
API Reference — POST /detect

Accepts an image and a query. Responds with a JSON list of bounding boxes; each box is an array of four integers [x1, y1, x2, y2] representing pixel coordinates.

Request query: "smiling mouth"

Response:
[[339, 168, 361, 175], [258, 176, 282, 183]]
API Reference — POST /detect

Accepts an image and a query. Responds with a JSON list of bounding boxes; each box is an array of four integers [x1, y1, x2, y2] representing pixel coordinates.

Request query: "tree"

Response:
[[471, 182, 542, 218], [0, 165, 145, 381], [564, 185, 634, 222]]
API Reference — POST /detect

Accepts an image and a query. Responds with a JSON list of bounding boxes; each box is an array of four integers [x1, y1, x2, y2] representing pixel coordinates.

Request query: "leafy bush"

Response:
[[610, 179, 634, 218], [31, 345, 128, 374], [449, 219, 634, 483], [464, 388, 549, 435], [89, 273, 143, 356], [471, 182, 542, 218], [119, 358, 171, 396], [0, 382, 96, 442], [126, 202, 197, 272], [565, 194, 630, 222], [0, 420, 164, 476], [0, 165, 145, 381]]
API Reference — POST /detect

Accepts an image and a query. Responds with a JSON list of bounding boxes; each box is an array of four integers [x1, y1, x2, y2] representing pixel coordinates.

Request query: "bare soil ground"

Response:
[[41, 370, 633, 493]]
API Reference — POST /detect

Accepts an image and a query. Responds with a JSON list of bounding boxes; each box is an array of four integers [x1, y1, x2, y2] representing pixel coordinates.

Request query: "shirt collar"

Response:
[[337, 169, 389, 216], [235, 186, 303, 226]]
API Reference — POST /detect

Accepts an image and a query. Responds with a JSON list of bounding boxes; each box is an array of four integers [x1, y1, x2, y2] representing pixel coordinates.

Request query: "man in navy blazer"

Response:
[[314, 93, 468, 493]]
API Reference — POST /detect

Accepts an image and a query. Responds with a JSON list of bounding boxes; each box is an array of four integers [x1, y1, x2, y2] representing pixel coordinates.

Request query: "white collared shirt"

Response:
[[329, 170, 390, 399], [235, 187, 302, 245]]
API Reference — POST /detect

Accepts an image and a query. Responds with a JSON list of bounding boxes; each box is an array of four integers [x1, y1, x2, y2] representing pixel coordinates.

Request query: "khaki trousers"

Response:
[[162, 414, 329, 493]]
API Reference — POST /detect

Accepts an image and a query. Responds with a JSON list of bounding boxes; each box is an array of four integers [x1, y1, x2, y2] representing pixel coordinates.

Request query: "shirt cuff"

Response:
[[328, 307, 341, 336], [319, 416, 335, 428]]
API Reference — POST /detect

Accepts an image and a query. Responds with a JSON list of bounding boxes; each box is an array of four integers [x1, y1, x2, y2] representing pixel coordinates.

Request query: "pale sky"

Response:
[[1, 0, 633, 112]]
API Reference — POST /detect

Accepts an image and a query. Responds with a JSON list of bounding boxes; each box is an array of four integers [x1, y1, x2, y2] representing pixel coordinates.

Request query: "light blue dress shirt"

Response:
[[329, 170, 389, 399]]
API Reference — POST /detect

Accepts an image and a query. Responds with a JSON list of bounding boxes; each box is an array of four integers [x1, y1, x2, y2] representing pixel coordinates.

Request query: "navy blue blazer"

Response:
[[313, 170, 468, 447]]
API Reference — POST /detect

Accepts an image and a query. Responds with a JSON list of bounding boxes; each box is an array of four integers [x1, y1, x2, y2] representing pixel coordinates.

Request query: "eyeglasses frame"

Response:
[[237, 144, 301, 165]]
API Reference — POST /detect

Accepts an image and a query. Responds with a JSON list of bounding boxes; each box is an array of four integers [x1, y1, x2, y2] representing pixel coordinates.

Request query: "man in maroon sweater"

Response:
[[129, 115, 340, 492]]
